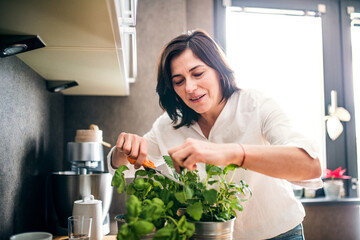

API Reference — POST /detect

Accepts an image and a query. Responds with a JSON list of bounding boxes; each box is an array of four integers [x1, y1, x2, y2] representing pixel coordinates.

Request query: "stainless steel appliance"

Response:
[[49, 141, 113, 235], [67, 142, 105, 174]]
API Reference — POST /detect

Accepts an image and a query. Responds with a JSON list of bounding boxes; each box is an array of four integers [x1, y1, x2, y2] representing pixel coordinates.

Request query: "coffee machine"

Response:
[[48, 125, 113, 235]]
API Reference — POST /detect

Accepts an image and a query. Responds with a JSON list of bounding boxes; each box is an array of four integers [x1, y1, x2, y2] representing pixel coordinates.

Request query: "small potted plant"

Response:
[[323, 167, 351, 200], [163, 159, 251, 239], [111, 156, 252, 239]]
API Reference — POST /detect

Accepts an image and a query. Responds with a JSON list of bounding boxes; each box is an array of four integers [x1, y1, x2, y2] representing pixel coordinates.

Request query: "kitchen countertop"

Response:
[[54, 236, 116, 240], [301, 197, 360, 206]]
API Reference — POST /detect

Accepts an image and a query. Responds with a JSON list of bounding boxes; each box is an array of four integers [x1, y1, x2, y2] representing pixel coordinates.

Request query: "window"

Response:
[[215, 0, 359, 197], [353, 23, 360, 169], [225, 8, 326, 168]]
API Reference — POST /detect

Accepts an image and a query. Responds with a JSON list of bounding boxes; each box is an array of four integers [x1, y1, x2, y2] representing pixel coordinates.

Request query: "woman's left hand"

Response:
[[168, 138, 243, 173]]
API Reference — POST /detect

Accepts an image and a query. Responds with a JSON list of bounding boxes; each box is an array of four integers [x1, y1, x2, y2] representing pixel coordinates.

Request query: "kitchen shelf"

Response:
[[301, 197, 360, 206]]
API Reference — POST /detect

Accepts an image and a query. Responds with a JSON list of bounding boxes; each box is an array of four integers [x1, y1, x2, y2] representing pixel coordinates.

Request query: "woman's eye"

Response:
[[194, 72, 204, 77], [174, 79, 184, 85]]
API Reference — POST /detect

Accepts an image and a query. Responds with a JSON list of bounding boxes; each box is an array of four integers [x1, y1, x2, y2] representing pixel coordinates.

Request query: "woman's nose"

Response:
[[185, 79, 197, 93]]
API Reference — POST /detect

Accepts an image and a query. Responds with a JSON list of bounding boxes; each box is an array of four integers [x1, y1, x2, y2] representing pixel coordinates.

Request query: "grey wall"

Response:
[[0, 57, 64, 239]]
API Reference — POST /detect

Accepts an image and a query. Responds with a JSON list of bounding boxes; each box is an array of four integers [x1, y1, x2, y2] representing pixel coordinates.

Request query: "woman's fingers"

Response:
[[172, 159, 182, 173], [134, 138, 148, 169], [171, 155, 198, 172], [169, 139, 239, 171], [168, 138, 199, 172], [115, 132, 148, 169], [182, 155, 198, 171]]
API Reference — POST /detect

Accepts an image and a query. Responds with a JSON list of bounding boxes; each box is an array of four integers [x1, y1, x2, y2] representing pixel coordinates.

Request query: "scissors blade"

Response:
[[147, 167, 183, 186]]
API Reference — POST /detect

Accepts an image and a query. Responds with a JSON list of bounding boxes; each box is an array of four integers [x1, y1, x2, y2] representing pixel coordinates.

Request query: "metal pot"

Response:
[[190, 217, 236, 240], [51, 171, 113, 228]]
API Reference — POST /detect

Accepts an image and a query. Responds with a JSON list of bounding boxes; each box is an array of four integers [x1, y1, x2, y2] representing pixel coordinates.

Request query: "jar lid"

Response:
[[74, 124, 111, 148], [74, 195, 102, 205]]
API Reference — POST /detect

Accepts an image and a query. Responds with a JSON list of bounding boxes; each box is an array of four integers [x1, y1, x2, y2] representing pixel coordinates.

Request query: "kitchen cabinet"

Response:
[[302, 198, 360, 239], [116, 0, 137, 26], [0, 0, 138, 96]]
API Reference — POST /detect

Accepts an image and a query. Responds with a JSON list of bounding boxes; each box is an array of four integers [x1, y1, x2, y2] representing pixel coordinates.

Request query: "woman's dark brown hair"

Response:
[[156, 30, 239, 129]]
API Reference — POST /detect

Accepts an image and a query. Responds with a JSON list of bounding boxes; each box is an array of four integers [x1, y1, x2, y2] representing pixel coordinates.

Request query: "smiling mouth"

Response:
[[190, 94, 205, 102]]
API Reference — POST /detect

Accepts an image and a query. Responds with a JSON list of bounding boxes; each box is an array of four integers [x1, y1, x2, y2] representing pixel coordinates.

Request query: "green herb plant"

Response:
[[111, 156, 252, 239], [112, 165, 194, 240], [162, 156, 252, 222]]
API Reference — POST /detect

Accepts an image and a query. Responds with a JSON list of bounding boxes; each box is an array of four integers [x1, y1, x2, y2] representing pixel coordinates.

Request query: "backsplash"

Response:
[[0, 56, 64, 238]]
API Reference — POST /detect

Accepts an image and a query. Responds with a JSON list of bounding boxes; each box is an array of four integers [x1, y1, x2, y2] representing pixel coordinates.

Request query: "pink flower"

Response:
[[324, 167, 351, 179]]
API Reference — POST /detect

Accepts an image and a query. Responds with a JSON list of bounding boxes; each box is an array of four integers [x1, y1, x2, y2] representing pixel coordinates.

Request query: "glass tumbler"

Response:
[[68, 216, 92, 240]]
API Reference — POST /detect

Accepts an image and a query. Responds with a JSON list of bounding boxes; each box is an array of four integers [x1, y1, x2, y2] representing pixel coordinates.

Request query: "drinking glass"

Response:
[[68, 216, 92, 240]]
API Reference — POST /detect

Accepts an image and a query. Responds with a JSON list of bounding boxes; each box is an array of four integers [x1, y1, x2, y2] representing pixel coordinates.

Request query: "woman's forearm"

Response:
[[240, 145, 322, 181]]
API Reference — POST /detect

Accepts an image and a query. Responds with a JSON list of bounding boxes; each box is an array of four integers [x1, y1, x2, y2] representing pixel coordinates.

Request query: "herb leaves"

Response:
[[111, 155, 252, 239]]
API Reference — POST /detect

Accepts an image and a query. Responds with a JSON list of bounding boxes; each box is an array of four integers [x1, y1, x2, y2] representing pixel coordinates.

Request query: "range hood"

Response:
[[0, 0, 137, 96]]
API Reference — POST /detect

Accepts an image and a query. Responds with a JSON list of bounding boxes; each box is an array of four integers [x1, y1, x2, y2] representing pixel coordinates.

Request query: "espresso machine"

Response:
[[49, 125, 113, 235]]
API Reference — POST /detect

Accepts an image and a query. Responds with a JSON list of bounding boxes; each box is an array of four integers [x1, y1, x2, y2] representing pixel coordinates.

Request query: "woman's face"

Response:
[[170, 49, 223, 117]]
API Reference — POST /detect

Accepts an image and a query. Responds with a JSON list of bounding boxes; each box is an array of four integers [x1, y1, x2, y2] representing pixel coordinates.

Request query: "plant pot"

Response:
[[324, 180, 343, 200], [190, 217, 236, 240], [114, 214, 156, 240]]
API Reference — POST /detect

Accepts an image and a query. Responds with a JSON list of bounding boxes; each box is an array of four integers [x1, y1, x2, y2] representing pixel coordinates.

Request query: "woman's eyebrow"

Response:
[[189, 65, 204, 72]]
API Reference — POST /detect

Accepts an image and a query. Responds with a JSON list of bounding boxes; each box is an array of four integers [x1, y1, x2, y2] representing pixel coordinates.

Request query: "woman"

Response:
[[108, 30, 322, 239]]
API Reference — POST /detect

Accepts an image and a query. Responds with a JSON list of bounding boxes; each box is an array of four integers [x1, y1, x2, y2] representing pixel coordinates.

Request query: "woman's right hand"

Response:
[[112, 132, 148, 169]]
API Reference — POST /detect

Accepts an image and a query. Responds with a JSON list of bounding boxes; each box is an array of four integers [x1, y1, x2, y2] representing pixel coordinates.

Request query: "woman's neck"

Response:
[[198, 100, 226, 138]]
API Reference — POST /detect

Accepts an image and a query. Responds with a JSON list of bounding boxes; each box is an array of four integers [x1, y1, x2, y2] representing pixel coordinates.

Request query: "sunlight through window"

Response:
[[351, 22, 360, 183], [226, 8, 326, 168]]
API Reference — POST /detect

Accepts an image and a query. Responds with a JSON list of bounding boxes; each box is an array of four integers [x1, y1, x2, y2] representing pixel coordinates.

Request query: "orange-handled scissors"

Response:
[[127, 157, 183, 186]]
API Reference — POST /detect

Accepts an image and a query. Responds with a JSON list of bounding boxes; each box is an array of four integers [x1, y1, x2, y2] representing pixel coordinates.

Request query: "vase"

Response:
[[324, 180, 343, 200]]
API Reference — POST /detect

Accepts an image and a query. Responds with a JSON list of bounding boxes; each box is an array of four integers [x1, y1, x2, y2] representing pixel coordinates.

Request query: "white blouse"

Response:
[[107, 89, 322, 239]]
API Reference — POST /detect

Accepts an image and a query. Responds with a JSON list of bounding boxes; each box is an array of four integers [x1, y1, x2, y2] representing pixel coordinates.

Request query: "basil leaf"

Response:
[[223, 164, 239, 175], [203, 189, 217, 204], [174, 192, 186, 204], [206, 165, 222, 177], [185, 222, 195, 238], [207, 180, 218, 185], [177, 215, 186, 234], [184, 185, 194, 200], [111, 165, 129, 194], [133, 178, 146, 190], [166, 200, 174, 209], [126, 195, 141, 219], [152, 197, 165, 207], [186, 201, 203, 221], [153, 225, 175, 239], [135, 169, 148, 178], [160, 189, 170, 203], [134, 220, 154, 236], [154, 174, 166, 186], [230, 201, 243, 211]]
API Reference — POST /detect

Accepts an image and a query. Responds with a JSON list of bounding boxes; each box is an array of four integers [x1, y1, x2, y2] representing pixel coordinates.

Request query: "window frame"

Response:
[[214, 0, 358, 197], [340, 0, 360, 197]]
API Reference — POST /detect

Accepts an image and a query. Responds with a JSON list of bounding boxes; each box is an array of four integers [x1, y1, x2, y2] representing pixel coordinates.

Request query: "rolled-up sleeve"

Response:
[[260, 96, 323, 189]]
